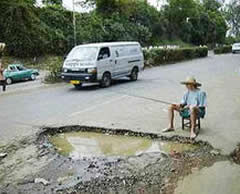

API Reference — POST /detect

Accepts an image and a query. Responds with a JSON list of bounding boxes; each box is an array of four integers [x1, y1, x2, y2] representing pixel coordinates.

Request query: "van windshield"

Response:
[[67, 47, 98, 61]]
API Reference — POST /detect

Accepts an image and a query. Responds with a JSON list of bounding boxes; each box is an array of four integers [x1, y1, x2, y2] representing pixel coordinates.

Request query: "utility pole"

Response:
[[72, 0, 77, 46]]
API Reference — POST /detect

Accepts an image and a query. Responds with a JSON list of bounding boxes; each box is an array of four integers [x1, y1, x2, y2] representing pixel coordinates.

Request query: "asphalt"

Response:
[[0, 53, 240, 155]]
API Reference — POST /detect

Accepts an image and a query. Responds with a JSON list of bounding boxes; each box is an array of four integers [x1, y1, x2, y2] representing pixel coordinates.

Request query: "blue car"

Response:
[[3, 64, 39, 85]]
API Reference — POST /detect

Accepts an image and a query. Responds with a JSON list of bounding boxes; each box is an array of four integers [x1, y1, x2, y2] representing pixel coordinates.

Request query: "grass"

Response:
[[1, 55, 63, 70]]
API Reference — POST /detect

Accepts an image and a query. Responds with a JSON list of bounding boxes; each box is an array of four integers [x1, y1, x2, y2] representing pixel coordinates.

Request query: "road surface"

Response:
[[0, 53, 240, 154]]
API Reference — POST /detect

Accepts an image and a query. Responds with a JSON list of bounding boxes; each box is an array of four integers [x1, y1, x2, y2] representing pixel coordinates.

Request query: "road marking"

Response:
[[69, 95, 127, 117]]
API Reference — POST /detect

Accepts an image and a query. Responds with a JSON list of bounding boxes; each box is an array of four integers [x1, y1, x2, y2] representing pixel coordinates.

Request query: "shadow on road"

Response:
[[67, 79, 137, 92]]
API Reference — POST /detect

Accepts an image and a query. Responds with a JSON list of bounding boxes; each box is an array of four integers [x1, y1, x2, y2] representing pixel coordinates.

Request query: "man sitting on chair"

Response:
[[162, 76, 207, 139]]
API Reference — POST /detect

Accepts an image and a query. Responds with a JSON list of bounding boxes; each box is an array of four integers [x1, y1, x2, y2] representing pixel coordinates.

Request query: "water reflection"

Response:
[[49, 132, 198, 159]]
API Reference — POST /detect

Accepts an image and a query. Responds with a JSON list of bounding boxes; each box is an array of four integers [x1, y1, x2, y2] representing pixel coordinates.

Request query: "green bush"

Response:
[[44, 56, 63, 83], [143, 46, 208, 67], [213, 45, 232, 54]]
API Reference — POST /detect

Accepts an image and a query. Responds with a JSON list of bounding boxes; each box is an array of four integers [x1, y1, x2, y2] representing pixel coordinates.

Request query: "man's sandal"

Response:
[[162, 127, 175, 133], [190, 133, 197, 139]]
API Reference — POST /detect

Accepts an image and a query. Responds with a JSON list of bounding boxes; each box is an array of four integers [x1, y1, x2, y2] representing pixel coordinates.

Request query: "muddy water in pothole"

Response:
[[49, 132, 198, 159], [174, 161, 240, 194]]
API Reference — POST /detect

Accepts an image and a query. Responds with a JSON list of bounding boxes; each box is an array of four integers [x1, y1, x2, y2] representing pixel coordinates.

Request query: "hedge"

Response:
[[213, 45, 232, 55], [143, 46, 208, 67]]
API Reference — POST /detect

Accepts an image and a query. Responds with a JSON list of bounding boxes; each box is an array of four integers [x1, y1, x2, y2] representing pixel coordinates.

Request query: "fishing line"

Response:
[[114, 91, 173, 105]]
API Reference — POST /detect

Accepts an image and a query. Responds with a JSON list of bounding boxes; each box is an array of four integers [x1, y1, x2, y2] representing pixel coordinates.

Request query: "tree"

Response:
[[202, 0, 228, 45], [39, 5, 73, 54], [0, 0, 48, 57], [42, 0, 62, 6], [225, 0, 240, 37], [163, 0, 199, 39], [202, 0, 221, 11]]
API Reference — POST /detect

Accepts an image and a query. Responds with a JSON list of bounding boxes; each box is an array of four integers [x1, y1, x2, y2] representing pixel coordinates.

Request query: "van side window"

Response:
[[98, 47, 110, 60]]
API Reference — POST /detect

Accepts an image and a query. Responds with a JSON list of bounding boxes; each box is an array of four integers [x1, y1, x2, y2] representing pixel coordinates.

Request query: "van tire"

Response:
[[100, 73, 111, 88], [74, 84, 82, 89], [130, 67, 138, 81]]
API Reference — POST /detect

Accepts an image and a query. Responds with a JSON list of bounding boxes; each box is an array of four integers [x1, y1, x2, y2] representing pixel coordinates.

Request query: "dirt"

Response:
[[231, 143, 240, 165], [0, 125, 229, 194]]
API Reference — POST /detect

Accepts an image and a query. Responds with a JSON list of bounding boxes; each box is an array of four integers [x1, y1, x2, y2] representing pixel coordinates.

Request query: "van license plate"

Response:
[[70, 80, 80, 84]]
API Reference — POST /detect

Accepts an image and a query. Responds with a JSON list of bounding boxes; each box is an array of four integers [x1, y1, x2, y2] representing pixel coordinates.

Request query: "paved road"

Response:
[[0, 53, 240, 154], [0, 70, 46, 94]]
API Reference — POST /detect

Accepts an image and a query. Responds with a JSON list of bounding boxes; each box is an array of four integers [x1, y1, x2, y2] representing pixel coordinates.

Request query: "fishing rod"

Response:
[[117, 92, 173, 105]]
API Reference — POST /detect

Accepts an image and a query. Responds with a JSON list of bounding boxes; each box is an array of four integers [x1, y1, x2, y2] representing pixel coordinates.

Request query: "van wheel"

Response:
[[74, 84, 82, 89], [130, 68, 138, 81], [100, 73, 111, 88]]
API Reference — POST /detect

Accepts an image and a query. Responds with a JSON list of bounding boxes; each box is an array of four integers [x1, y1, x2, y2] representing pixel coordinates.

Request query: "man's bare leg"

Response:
[[168, 104, 177, 128], [190, 106, 198, 138], [162, 104, 181, 132]]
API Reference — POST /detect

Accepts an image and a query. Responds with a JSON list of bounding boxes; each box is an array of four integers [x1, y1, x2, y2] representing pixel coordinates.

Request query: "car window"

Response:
[[98, 47, 110, 60], [9, 66, 17, 71], [16, 66, 25, 71]]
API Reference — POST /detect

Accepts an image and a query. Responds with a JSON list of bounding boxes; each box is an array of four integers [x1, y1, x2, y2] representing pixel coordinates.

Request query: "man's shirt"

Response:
[[181, 89, 207, 107]]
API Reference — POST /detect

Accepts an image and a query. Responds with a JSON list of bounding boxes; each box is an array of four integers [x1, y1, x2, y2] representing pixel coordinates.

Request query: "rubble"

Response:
[[34, 178, 50, 186], [0, 153, 7, 159]]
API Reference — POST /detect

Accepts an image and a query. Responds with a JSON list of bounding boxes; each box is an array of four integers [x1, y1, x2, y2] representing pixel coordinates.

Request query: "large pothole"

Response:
[[0, 126, 228, 194], [49, 131, 199, 159]]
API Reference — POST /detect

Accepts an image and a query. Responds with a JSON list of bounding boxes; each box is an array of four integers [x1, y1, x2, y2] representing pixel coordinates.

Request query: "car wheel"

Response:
[[6, 78, 12, 85], [74, 84, 82, 89], [100, 73, 111, 88], [31, 74, 36, 80], [130, 67, 138, 81]]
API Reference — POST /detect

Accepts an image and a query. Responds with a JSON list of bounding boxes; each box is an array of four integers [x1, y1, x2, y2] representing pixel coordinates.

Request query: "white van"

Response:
[[61, 42, 144, 88]]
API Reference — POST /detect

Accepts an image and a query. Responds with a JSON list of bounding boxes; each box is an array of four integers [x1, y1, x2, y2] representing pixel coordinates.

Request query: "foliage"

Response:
[[0, 0, 48, 57], [143, 46, 208, 67], [224, 36, 240, 45], [163, 0, 227, 45], [75, 12, 152, 46], [42, 0, 63, 6], [39, 5, 74, 55], [213, 45, 232, 54], [0, 0, 229, 58], [44, 56, 63, 83], [225, 0, 240, 37]]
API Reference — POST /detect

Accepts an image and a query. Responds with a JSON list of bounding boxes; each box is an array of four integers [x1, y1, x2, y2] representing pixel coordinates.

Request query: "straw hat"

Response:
[[180, 76, 201, 87]]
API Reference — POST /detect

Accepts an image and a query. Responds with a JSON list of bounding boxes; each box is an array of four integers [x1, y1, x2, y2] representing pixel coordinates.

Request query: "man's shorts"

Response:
[[180, 107, 206, 118]]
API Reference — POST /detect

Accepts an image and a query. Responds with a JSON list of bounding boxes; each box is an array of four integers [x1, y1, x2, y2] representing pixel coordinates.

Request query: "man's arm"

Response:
[[180, 92, 188, 110]]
